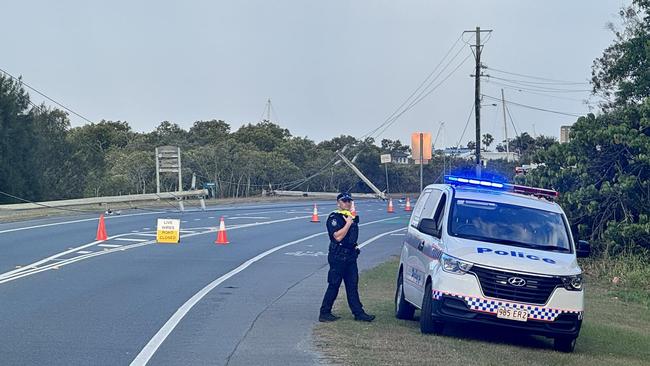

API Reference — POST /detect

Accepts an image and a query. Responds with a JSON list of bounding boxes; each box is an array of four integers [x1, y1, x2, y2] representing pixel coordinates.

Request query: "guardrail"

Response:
[[0, 190, 208, 211]]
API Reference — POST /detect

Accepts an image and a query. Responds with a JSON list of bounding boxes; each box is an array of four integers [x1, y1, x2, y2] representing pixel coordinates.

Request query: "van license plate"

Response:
[[496, 307, 528, 322]]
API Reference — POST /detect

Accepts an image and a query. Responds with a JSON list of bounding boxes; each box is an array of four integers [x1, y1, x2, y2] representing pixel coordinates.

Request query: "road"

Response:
[[0, 199, 409, 365]]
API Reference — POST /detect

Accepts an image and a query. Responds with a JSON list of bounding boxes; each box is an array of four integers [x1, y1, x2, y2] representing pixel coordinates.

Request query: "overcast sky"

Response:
[[1, 1, 627, 148]]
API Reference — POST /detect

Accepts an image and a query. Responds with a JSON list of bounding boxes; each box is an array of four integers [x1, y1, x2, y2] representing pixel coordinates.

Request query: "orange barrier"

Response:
[[96, 214, 108, 241], [215, 217, 230, 244], [311, 204, 320, 223]]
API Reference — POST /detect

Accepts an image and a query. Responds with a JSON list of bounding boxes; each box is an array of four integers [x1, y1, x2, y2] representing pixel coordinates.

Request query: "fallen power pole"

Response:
[[336, 150, 387, 200]]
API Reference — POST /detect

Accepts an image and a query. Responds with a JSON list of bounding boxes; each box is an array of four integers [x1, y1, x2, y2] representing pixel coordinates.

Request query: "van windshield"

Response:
[[448, 198, 572, 252]]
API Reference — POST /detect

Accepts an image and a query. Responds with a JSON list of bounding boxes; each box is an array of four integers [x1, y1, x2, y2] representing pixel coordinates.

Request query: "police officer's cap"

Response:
[[337, 192, 353, 202]]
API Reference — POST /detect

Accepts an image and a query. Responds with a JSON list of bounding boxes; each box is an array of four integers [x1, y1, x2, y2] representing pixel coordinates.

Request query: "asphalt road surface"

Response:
[[0, 199, 410, 365]]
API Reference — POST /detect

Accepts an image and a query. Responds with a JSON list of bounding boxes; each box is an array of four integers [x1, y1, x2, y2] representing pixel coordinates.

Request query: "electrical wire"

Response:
[[484, 76, 592, 93], [373, 53, 473, 139], [0, 66, 94, 124], [360, 34, 465, 140], [485, 66, 589, 84], [482, 94, 584, 117]]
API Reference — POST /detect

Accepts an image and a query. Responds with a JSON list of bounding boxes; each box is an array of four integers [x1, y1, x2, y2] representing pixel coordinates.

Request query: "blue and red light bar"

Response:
[[444, 175, 559, 200]]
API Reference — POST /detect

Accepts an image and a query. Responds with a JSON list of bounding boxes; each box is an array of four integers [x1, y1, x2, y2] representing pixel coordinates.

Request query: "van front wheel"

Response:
[[554, 336, 576, 352], [395, 271, 415, 320], [420, 281, 443, 334]]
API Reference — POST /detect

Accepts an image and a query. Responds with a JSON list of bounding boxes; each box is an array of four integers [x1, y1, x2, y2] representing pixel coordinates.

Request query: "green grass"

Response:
[[314, 258, 650, 366], [581, 253, 650, 308]]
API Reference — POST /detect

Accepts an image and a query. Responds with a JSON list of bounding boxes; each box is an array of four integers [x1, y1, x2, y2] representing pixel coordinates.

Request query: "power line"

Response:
[[484, 66, 589, 84], [361, 34, 466, 140], [504, 103, 520, 137], [373, 52, 472, 139], [0, 67, 94, 124], [484, 76, 592, 92], [488, 85, 599, 103], [482, 94, 585, 117], [454, 103, 475, 151]]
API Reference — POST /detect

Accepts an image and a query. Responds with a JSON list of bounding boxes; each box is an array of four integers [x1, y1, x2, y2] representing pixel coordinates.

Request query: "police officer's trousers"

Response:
[[319, 250, 364, 316]]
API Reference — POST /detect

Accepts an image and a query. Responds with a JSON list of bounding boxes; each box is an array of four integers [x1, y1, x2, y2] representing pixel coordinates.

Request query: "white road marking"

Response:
[[0, 211, 167, 235], [0, 215, 316, 283], [193, 219, 201, 221], [76, 251, 93, 254], [98, 244, 123, 248], [181, 221, 188, 223], [130, 216, 403, 366], [133, 233, 157, 237], [390, 233, 406, 236], [142, 227, 151, 230], [0, 204, 329, 236], [284, 250, 327, 257], [358, 227, 406, 249], [227, 216, 270, 220], [115, 238, 149, 242]]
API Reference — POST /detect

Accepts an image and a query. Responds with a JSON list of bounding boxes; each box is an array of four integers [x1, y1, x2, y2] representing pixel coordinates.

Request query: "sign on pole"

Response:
[[411, 132, 432, 161], [156, 218, 181, 244], [155, 146, 182, 194], [380, 154, 392, 164]]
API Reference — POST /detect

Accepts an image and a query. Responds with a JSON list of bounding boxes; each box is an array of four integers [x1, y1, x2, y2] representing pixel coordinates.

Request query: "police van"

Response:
[[395, 176, 591, 352]]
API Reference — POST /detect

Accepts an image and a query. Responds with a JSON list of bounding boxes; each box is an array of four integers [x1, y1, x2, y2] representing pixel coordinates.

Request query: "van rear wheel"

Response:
[[420, 281, 443, 334], [395, 271, 415, 320]]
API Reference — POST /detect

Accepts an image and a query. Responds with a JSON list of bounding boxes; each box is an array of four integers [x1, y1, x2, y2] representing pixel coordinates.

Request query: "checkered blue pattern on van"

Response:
[[432, 290, 583, 322]]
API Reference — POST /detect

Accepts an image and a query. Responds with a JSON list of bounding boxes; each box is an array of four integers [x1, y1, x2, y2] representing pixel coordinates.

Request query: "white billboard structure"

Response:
[[155, 146, 182, 194]]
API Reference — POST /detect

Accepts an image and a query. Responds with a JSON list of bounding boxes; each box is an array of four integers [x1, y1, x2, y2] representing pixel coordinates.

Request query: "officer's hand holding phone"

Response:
[[343, 215, 354, 226]]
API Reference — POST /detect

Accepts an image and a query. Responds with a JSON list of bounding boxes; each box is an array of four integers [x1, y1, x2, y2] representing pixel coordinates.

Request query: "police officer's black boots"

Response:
[[319, 313, 341, 322], [354, 312, 376, 322]]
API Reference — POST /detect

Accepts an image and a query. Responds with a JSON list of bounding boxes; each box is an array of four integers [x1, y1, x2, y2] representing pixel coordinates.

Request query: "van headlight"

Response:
[[560, 274, 583, 291], [441, 253, 473, 274]]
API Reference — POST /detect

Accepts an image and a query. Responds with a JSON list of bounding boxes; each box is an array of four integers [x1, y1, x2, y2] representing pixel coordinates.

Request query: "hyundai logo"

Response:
[[507, 277, 527, 287]]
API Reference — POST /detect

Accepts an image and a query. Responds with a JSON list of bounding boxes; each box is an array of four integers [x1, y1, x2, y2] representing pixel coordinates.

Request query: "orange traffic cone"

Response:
[[350, 201, 357, 217], [96, 214, 108, 241], [215, 217, 229, 244], [405, 197, 412, 211], [387, 198, 395, 213], [311, 204, 320, 223]]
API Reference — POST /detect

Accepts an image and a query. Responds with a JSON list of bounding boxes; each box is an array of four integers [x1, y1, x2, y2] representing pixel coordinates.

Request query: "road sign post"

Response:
[[380, 154, 391, 194]]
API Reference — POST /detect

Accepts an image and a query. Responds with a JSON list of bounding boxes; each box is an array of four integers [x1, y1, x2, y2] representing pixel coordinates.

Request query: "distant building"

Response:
[[440, 148, 518, 162], [560, 125, 572, 143], [392, 151, 409, 164]]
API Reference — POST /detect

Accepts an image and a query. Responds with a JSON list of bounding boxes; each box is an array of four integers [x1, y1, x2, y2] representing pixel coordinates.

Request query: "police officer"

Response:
[[319, 192, 375, 322]]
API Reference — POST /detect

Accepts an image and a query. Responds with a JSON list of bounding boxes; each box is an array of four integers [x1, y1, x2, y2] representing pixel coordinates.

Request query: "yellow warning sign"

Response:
[[156, 218, 181, 244]]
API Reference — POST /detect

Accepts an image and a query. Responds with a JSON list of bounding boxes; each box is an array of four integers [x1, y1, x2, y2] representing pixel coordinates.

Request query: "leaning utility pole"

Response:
[[501, 88, 510, 161], [464, 26, 492, 177]]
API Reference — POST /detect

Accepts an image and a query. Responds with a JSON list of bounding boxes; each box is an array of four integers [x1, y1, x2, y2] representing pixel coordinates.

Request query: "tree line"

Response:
[[0, 83, 518, 204]]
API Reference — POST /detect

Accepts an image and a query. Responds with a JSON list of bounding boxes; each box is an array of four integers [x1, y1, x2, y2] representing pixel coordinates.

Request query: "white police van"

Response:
[[395, 176, 591, 352]]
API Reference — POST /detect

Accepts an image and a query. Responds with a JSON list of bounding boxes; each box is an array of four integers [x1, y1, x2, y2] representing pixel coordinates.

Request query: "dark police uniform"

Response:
[[319, 209, 365, 316]]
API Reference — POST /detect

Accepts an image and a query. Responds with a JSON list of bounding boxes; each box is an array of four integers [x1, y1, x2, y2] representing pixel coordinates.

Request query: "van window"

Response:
[[432, 194, 447, 233], [411, 189, 441, 229], [410, 190, 430, 228], [448, 198, 571, 252]]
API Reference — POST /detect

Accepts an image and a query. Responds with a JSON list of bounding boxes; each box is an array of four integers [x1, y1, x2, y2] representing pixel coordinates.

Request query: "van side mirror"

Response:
[[576, 240, 591, 258], [418, 218, 441, 238]]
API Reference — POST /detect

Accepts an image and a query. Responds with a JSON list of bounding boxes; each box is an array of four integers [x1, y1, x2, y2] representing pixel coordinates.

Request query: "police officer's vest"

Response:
[[327, 210, 359, 248]]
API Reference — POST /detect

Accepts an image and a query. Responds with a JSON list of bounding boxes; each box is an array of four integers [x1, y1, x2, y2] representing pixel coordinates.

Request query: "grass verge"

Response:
[[314, 258, 650, 366]]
